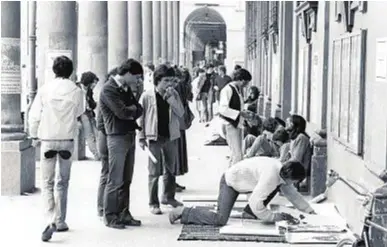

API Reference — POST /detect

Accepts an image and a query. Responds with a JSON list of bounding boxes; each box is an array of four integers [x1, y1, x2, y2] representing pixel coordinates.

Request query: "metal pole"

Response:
[[25, 1, 37, 135]]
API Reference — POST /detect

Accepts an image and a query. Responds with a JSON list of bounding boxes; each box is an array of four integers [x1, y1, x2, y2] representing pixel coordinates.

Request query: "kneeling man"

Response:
[[169, 157, 316, 226]]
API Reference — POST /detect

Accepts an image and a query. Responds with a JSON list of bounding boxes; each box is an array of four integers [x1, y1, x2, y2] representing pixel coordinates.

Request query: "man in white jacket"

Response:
[[28, 56, 84, 242]]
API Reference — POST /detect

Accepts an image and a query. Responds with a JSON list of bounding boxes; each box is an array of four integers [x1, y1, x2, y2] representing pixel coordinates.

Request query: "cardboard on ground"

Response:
[[220, 218, 281, 236], [180, 194, 249, 202]]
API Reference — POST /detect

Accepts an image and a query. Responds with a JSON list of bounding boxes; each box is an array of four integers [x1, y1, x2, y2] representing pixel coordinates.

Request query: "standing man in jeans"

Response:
[[99, 59, 144, 229], [138, 65, 185, 215], [96, 67, 118, 218], [28, 56, 84, 242]]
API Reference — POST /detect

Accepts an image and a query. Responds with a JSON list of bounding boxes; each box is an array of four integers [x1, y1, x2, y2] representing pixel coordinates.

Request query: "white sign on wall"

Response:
[[375, 39, 387, 82], [44, 49, 73, 85], [1, 38, 21, 94]]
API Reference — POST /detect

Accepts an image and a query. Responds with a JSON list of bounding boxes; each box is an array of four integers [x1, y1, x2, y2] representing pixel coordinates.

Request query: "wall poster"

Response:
[[375, 38, 387, 82], [1, 38, 21, 95]]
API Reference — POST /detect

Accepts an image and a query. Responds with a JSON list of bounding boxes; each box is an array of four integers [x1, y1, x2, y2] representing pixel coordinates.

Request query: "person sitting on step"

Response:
[[243, 117, 279, 158]]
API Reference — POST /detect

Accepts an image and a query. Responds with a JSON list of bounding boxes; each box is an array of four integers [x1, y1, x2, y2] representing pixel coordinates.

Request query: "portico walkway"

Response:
[[0, 119, 334, 247]]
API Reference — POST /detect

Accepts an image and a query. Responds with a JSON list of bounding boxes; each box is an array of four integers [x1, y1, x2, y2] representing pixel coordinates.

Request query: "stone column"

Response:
[[152, 1, 161, 66], [77, 1, 107, 104], [1, 1, 35, 195], [108, 1, 128, 69], [128, 1, 142, 61], [173, 1, 180, 65], [167, 1, 174, 63], [142, 1, 152, 65], [160, 2, 167, 63], [36, 2, 84, 160], [290, 1, 299, 115], [280, 1, 293, 120]]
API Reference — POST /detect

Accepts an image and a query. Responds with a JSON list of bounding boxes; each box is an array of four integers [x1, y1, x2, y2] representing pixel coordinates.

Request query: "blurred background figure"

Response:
[[78, 71, 100, 160]]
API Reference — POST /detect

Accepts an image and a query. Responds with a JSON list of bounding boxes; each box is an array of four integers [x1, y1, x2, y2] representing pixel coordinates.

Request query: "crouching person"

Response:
[[169, 157, 316, 226], [28, 56, 84, 241], [138, 64, 185, 215]]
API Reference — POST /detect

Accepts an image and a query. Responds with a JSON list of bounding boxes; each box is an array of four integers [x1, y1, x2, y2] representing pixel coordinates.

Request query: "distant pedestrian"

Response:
[[143, 63, 155, 92], [99, 58, 144, 229], [214, 65, 232, 105], [192, 68, 206, 121], [78, 71, 100, 160], [138, 64, 185, 215], [96, 67, 118, 218], [29, 56, 84, 242]]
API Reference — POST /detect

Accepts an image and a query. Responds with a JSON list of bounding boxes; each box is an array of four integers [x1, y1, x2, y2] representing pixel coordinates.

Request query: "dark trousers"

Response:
[[148, 137, 177, 207], [97, 130, 108, 215], [181, 174, 239, 226], [104, 133, 136, 222]]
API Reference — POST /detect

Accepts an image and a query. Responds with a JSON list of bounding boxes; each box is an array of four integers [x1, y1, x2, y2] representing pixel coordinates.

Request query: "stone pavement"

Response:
[[0, 119, 338, 247]]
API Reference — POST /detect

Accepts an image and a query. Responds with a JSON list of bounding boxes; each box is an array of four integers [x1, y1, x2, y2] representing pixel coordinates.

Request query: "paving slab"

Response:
[[0, 119, 338, 247]]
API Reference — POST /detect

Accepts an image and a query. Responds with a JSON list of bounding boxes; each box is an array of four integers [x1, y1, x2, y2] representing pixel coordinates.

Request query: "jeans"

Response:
[[243, 134, 256, 154], [97, 130, 108, 215], [181, 175, 239, 226], [104, 133, 136, 223], [80, 112, 100, 159], [199, 92, 214, 122], [40, 140, 74, 225], [148, 137, 178, 206], [224, 124, 243, 166]]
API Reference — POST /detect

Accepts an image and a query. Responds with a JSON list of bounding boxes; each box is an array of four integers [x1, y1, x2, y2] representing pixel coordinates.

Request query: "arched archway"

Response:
[[183, 6, 227, 69]]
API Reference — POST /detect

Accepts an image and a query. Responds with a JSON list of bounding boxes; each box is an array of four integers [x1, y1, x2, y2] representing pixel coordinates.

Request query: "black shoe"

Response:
[[105, 218, 125, 229], [119, 213, 142, 226], [176, 187, 183, 193], [120, 218, 142, 226], [161, 199, 184, 208], [176, 184, 186, 190], [41, 223, 57, 242]]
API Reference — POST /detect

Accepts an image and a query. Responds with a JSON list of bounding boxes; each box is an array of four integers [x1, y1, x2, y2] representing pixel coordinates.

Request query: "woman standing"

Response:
[[218, 68, 253, 165], [174, 68, 194, 191]]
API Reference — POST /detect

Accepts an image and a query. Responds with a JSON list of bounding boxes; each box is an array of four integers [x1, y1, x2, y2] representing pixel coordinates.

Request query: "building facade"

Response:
[[245, 1, 387, 233]]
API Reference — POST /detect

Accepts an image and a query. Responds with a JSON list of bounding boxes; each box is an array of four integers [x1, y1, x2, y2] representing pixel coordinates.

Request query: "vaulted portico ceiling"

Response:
[[184, 6, 227, 44]]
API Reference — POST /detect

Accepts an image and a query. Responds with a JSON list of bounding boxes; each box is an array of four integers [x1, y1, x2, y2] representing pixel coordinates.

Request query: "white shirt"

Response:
[[28, 78, 84, 140], [218, 84, 244, 128], [143, 72, 154, 92], [224, 156, 313, 222]]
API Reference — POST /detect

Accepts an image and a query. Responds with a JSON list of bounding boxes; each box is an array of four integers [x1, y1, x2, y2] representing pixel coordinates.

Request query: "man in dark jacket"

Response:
[[99, 59, 144, 229]]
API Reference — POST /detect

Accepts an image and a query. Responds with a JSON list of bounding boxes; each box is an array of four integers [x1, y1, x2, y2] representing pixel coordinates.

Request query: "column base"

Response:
[[257, 95, 264, 116], [1, 138, 36, 195], [264, 98, 272, 118]]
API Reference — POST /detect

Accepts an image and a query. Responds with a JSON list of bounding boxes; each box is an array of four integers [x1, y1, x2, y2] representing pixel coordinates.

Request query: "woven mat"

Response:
[[178, 224, 286, 243]]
